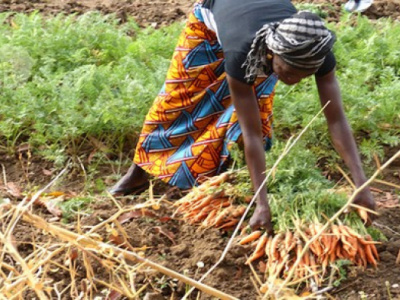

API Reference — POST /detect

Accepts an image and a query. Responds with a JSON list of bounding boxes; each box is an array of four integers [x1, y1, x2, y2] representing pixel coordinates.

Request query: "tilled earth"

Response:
[[3, 189, 400, 299], [0, 0, 399, 27]]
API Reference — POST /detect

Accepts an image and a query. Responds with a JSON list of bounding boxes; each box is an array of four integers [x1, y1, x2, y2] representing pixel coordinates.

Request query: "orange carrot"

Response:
[[365, 235, 380, 260], [214, 207, 234, 226], [339, 226, 356, 253], [330, 225, 341, 255], [208, 172, 230, 186], [312, 224, 324, 256], [191, 195, 213, 211], [246, 234, 268, 265], [270, 233, 283, 260], [336, 246, 344, 259], [231, 206, 246, 218], [310, 240, 323, 257], [284, 231, 293, 253], [221, 200, 232, 208], [357, 241, 367, 268], [329, 249, 336, 263], [295, 244, 305, 280], [303, 249, 310, 267], [321, 234, 331, 252], [254, 233, 268, 254], [331, 225, 341, 239], [364, 244, 378, 268], [245, 249, 265, 265], [287, 232, 297, 253], [201, 208, 218, 227], [192, 205, 215, 222], [218, 218, 239, 229], [342, 235, 358, 259], [239, 230, 262, 245]]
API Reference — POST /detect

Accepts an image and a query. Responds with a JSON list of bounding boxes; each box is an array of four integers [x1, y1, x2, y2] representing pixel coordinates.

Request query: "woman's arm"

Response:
[[315, 69, 376, 219], [227, 75, 273, 234]]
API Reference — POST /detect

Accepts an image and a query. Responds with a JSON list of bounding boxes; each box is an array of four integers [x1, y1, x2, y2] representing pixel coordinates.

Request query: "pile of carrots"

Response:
[[173, 172, 248, 231], [238, 224, 379, 287], [173, 171, 380, 288]]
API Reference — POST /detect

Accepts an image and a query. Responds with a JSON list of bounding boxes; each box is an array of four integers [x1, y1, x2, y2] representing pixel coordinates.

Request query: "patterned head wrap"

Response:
[[243, 11, 336, 82]]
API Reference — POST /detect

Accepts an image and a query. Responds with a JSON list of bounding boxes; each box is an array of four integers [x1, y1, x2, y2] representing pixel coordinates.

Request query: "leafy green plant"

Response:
[[59, 196, 92, 221], [332, 259, 352, 287], [0, 12, 182, 165], [295, 3, 329, 19], [0, 11, 399, 180]]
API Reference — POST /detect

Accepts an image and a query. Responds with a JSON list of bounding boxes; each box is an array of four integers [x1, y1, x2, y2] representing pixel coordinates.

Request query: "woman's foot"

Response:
[[109, 164, 149, 196]]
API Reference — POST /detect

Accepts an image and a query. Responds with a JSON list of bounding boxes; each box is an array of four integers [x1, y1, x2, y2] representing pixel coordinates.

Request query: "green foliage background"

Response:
[[0, 13, 182, 165], [0, 11, 399, 171]]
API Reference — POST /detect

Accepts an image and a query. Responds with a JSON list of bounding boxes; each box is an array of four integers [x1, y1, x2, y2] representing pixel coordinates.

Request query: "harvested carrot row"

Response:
[[172, 172, 382, 292], [236, 224, 380, 289]]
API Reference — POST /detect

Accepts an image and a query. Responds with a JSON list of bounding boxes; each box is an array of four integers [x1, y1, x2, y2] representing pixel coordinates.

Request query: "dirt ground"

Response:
[[0, 0, 399, 27], [0, 0, 400, 299], [3, 179, 400, 299], [1, 146, 400, 299]]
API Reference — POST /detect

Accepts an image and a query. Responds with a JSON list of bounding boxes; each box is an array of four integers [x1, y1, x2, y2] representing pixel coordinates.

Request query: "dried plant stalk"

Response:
[[17, 208, 239, 300]]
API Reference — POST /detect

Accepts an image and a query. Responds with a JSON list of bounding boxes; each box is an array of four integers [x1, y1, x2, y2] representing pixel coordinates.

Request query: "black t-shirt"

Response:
[[202, 0, 336, 83]]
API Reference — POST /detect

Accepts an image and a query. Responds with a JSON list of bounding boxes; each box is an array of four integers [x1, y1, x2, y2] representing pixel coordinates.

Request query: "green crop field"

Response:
[[0, 12, 398, 172]]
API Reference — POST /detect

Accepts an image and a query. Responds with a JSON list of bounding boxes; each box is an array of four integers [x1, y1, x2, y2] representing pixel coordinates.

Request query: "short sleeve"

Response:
[[202, 0, 214, 9], [315, 51, 336, 77], [224, 51, 253, 84]]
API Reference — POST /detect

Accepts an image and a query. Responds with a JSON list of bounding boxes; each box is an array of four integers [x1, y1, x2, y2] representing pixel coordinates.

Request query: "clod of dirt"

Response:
[[170, 243, 190, 258], [379, 250, 396, 262], [386, 239, 400, 256]]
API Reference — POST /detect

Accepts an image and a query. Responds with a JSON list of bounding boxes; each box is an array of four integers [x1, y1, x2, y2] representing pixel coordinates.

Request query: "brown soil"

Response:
[[1, 146, 399, 299], [296, 0, 400, 22], [3, 184, 400, 299], [0, 0, 196, 28], [0, 0, 399, 28]]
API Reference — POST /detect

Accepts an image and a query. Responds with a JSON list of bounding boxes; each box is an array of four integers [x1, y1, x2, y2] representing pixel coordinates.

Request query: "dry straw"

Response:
[[0, 201, 238, 300]]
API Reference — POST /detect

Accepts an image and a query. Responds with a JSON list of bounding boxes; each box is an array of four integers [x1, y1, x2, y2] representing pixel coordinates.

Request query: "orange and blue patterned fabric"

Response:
[[134, 4, 278, 189]]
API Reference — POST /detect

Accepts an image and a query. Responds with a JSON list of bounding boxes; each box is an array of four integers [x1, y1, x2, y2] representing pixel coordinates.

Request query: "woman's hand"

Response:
[[249, 203, 274, 235]]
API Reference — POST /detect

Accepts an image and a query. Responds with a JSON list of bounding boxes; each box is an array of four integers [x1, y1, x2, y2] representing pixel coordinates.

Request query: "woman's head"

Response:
[[243, 11, 335, 84], [272, 55, 318, 85]]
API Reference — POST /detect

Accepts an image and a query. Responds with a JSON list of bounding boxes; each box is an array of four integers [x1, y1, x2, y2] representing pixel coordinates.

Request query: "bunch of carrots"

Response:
[[173, 172, 248, 231], [173, 171, 381, 289], [238, 223, 379, 288]]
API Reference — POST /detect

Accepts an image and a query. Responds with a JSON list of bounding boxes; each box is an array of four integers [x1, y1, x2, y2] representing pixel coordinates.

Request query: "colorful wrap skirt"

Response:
[[133, 4, 278, 189]]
